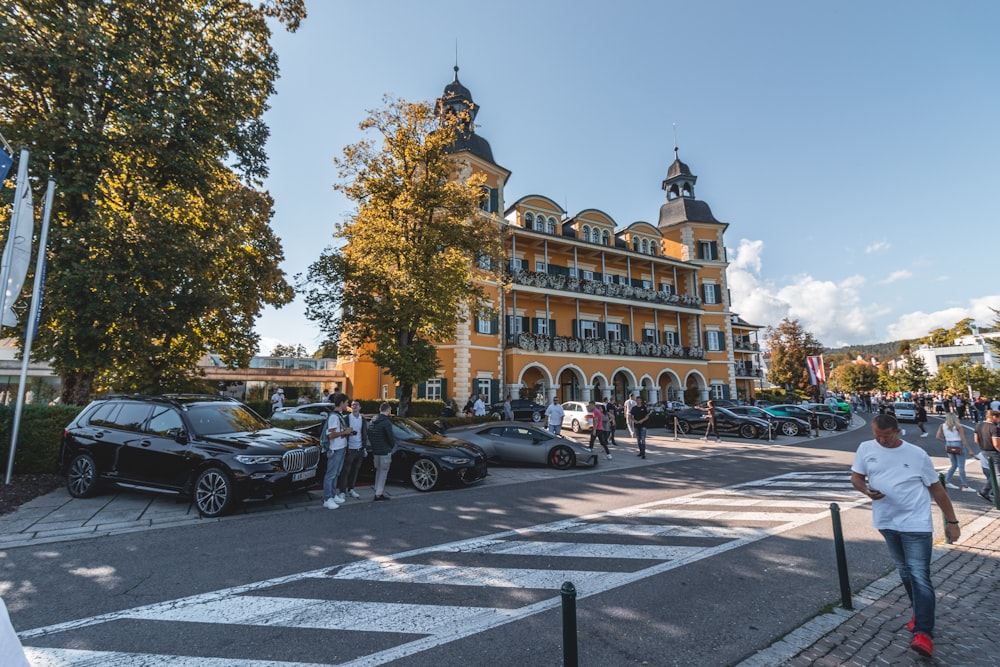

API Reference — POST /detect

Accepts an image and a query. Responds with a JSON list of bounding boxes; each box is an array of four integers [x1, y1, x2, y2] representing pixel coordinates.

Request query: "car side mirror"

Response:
[[168, 427, 188, 444]]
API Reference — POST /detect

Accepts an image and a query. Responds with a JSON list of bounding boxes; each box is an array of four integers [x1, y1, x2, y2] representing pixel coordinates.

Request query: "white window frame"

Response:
[[535, 318, 549, 335], [607, 323, 622, 341], [582, 270, 594, 281], [477, 378, 493, 404], [425, 379, 442, 401], [704, 283, 718, 304], [581, 225, 590, 241], [660, 283, 674, 295], [699, 240, 717, 260], [476, 318, 492, 334], [580, 320, 599, 339], [536, 261, 547, 273], [710, 383, 725, 400], [524, 212, 534, 228], [664, 330, 678, 346], [706, 330, 723, 351], [547, 217, 556, 234]]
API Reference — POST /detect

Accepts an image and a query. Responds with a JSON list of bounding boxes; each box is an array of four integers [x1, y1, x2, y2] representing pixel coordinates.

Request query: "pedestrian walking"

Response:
[[701, 400, 720, 442], [631, 397, 650, 458], [937, 412, 974, 491], [367, 402, 397, 501], [605, 400, 617, 446], [850, 414, 961, 658], [502, 396, 515, 421], [915, 402, 929, 437], [624, 393, 637, 437], [973, 410, 1000, 503], [589, 402, 611, 460], [545, 397, 565, 436]]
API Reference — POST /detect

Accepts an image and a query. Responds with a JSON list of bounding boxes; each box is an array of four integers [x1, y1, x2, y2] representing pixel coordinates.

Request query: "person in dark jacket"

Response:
[[367, 402, 396, 501]]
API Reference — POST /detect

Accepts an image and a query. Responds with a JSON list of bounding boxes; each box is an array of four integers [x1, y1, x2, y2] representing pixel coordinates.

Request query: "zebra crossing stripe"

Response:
[[21, 471, 870, 667]]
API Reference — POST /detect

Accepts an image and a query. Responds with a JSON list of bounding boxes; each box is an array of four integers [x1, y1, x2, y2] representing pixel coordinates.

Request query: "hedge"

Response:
[[0, 405, 81, 475]]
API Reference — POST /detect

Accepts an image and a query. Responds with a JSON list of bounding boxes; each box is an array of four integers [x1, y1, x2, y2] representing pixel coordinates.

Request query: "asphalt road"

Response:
[[5, 413, 988, 666]]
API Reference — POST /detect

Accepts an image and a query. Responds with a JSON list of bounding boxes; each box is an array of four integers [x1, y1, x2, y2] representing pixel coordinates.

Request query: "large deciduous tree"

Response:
[[765, 318, 824, 395], [833, 362, 880, 394], [0, 1, 304, 402], [894, 353, 930, 393], [301, 97, 502, 417]]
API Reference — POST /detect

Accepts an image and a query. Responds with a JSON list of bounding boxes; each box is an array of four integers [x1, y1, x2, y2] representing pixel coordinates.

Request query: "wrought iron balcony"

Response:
[[510, 269, 702, 307], [506, 332, 705, 360]]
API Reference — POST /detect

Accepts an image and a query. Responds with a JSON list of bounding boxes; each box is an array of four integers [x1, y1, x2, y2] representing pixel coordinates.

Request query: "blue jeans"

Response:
[[944, 450, 969, 487], [549, 423, 562, 436], [879, 529, 935, 636], [636, 426, 647, 455], [323, 447, 347, 501]]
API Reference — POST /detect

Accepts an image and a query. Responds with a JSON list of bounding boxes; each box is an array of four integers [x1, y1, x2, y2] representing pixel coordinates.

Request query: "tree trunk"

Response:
[[398, 382, 413, 418], [60, 371, 95, 406]]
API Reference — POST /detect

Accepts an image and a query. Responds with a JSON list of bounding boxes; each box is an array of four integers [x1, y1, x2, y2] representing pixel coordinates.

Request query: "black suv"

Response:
[[59, 394, 321, 517]]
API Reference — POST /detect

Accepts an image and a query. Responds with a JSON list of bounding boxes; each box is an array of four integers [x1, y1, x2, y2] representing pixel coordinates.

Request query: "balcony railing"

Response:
[[507, 332, 705, 360], [733, 339, 760, 351], [511, 269, 702, 307], [734, 365, 763, 378]]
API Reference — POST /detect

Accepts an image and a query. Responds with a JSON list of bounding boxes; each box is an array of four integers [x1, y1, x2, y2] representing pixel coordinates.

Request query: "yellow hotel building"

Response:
[[339, 69, 762, 408]]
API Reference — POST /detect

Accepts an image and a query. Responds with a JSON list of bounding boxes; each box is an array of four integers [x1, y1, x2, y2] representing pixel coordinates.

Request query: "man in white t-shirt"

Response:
[[623, 393, 637, 437], [850, 414, 960, 659], [545, 397, 565, 436], [473, 394, 486, 416]]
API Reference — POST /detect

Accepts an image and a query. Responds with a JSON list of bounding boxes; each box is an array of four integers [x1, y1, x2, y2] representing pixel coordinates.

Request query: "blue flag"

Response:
[[0, 149, 11, 182]]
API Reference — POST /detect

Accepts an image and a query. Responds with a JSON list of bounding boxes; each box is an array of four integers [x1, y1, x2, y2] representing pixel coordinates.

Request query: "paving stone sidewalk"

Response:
[[741, 512, 1000, 666]]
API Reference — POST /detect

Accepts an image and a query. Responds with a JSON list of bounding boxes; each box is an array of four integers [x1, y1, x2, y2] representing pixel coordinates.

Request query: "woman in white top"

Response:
[[936, 412, 974, 491]]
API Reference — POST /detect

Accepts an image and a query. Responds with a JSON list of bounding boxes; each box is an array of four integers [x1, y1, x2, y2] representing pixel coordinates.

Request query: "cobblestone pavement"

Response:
[[740, 512, 1000, 666]]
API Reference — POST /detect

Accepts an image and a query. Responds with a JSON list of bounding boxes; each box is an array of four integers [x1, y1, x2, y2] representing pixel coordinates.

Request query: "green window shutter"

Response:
[[417, 382, 426, 399], [549, 319, 556, 336], [491, 316, 498, 335], [621, 325, 630, 341], [710, 241, 718, 260], [572, 318, 578, 337], [722, 384, 731, 400], [440, 378, 449, 403], [394, 386, 401, 399], [532, 317, 541, 334], [489, 188, 499, 213], [597, 322, 606, 338], [719, 333, 726, 351], [490, 379, 500, 403]]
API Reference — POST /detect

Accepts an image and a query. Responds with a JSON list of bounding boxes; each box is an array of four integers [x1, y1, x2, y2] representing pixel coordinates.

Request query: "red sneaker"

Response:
[[910, 632, 933, 657], [906, 615, 915, 632]]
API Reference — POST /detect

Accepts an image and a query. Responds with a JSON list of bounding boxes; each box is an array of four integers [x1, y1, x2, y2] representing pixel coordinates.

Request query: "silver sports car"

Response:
[[446, 422, 599, 469]]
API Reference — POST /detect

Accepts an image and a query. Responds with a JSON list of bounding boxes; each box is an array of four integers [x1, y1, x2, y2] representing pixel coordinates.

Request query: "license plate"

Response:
[[292, 469, 316, 482]]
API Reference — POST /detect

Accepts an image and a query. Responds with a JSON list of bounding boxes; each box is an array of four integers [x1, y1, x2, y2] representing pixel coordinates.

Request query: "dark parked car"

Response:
[[766, 404, 849, 431], [669, 406, 770, 439], [729, 406, 810, 437], [802, 404, 853, 429], [271, 402, 333, 422], [446, 422, 599, 469], [59, 394, 322, 517], [488, 399, 548, 423], [300, 416, 489, 492]]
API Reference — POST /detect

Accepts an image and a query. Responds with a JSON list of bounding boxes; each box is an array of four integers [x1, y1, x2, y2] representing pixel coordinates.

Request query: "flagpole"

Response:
[[0, 148, 29, 330], [5, 178, 53, 485]]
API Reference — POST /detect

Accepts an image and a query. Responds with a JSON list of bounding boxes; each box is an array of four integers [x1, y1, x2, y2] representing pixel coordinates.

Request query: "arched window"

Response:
[[591, 228, 600, 243], [649, 241, 657, 256], [632, 238, 639, 252], [547, 217, 556, 234], [602, 230, 610, 246], [524, 212, 534, 228], [640, 238, 648, 254], [582, 225, 590, 241]]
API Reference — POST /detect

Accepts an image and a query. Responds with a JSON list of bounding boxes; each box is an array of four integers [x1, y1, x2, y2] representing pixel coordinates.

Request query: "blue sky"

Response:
[[254, 0, 1000, 354]]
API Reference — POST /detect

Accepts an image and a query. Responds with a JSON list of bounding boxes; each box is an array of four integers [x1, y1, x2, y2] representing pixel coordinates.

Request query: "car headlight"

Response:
[[440, 456, 471, 465], [235, 454, 282, 465]]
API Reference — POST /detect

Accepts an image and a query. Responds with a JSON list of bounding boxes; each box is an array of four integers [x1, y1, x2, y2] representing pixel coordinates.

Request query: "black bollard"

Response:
[[561, 581, 578, 667], [830, 503, 853, 610], [938, 472, 952, 543]]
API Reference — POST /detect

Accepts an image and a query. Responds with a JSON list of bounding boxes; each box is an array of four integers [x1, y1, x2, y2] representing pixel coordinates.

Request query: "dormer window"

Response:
[[524, 212, 534, 229], [535, 215, 545, 232], [640, 238, 648, 254], [547, 217, 556, 234], [591, 228, 600, 244], [581, 225, 590, 241], [602, 230, 610, 246]]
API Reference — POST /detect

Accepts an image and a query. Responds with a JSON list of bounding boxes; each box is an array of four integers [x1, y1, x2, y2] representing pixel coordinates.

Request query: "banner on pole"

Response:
[[806, 356, 826, 385], [0, 148, 12, 182], [1, 171, 34, 327]]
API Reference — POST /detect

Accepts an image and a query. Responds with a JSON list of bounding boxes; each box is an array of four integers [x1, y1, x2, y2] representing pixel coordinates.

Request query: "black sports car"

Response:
[[301, 417, 488, 492], [667, 407, 770, 439], [766, 404, 850, 431], [488, 399, 548, 423], [729, 406, 810, 437]]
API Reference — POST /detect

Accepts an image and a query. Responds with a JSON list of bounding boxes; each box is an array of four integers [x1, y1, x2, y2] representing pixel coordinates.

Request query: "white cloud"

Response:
[[728, 238, 883, 347], [880, 269, 913, 284], [886, 295, 1000, 340], [865, 241, 889, 253]]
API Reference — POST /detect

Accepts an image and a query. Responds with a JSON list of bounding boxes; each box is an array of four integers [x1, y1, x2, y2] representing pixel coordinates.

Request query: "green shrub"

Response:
[[0, 405, 80, 474]]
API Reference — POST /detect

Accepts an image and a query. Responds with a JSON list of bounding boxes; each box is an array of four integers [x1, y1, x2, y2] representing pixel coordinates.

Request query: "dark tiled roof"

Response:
[[658, 197, 720, 227], [666, 157, 693, 179], [448, 132, 494, 163]]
